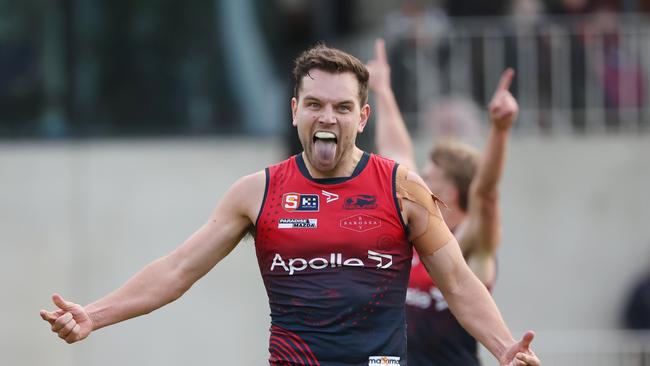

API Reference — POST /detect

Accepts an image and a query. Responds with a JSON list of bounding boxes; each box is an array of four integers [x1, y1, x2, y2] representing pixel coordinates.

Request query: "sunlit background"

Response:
[[2, 0, 650, 365]]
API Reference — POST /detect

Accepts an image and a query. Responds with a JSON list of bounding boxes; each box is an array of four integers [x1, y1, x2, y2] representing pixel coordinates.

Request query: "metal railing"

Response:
[[348, 14, 650, 135]]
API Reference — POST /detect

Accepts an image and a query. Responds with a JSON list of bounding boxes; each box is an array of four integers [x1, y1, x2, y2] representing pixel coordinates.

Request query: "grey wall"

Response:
[[2, 136, 649, 365]]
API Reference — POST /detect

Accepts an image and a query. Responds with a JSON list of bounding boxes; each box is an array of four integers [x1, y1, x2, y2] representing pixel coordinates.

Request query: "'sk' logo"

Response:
[[368, 250, 392, 269], [321, 190, 339, 203]]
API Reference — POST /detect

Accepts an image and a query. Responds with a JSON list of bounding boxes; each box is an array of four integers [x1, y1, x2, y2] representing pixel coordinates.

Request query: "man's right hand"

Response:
[[40, 293, 93, 344]]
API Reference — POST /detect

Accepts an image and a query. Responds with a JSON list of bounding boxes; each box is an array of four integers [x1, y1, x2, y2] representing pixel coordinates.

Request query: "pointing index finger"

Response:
[[374, 38, 387, 63], [40, 309, 61, 324], [40, 310, 54, 321], [496, 68, 515, 92]]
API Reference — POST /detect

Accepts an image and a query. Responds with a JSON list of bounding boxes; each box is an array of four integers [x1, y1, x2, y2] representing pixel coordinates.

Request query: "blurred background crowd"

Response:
[[2, 0, 650, 140]]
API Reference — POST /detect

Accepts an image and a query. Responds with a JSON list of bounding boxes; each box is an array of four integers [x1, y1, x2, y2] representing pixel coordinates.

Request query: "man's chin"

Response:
[[306, 153, 338, 173], [312, 160, 337, 173]]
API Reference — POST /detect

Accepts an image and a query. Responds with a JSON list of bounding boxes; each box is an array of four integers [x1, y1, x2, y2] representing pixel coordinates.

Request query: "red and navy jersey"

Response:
[[255, 152, 412, 366], [405, 253, 481, 366]]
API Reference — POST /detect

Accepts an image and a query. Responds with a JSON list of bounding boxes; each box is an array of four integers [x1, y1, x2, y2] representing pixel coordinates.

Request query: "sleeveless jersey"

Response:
[[405, 253, 482, 366], [255, 152, 412, 366]]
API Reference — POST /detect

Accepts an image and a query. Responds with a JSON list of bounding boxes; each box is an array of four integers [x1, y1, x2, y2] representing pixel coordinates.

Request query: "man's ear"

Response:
[[358, 103, 371, 133], [291, 97, 298, 126]]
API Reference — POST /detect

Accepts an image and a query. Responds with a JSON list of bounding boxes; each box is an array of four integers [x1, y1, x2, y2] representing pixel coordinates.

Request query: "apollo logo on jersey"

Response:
[[283, 192, 319, 212], [368, 356, 400, 365], [270, 250, 393, 275]]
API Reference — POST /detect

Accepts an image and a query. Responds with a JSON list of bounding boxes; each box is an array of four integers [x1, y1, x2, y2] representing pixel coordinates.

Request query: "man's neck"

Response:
[[302, 147, 364, 179]]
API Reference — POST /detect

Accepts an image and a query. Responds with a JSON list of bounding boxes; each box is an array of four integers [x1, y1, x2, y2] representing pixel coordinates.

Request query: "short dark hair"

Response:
[[293, 44, 369, 105]]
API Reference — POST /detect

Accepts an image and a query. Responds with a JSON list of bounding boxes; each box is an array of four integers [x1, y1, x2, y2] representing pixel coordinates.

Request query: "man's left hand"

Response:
[[500, 331, 541, 366]]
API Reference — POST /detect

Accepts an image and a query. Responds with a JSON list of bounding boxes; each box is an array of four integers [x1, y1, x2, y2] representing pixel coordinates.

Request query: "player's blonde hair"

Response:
[[430, 140, 480, 211]]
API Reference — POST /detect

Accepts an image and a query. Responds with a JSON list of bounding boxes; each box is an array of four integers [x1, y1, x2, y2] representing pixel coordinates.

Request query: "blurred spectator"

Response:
[[505, 0, 554, 132], [383, 1, 449, 129], [585, 3, 645, 128], [446, 0, 510, 16], [541, 0, 646, 130], [623, 269, 650, 329]]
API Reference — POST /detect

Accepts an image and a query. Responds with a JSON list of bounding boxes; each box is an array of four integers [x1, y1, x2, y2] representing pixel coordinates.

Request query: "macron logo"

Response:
[[321, 190, 339, 203], [369, 356, 400, 365]]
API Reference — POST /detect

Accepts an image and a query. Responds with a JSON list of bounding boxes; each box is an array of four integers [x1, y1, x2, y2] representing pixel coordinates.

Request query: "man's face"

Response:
[[291, 69, 369, 173], [422, 161, 454, 203]]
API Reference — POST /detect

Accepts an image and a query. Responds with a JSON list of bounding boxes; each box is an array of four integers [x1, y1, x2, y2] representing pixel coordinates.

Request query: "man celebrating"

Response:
[[41, 44, 539, 366]]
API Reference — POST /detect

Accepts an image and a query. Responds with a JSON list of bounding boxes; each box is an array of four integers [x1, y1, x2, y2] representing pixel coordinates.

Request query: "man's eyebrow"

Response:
[[302, 96, 355, 105], [337, 100, 355, 106]]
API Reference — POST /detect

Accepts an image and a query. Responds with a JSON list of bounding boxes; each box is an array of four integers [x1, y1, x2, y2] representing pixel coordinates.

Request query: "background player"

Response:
[[368, 38, 518, 365]]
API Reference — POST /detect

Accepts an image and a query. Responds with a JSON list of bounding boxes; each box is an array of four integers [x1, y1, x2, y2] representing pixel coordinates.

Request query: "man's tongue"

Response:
[[314, 139, 337, 164]]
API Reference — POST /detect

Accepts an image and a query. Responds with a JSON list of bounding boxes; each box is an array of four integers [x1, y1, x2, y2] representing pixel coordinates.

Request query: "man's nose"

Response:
[[318, 105, 337, 124]]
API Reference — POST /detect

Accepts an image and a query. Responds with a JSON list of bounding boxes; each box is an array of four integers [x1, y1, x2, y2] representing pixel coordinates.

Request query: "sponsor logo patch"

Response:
[[343, 194, 377, 210], [340, 214, 381, 232], [368, 250, 392, 269], [270, 250, 393, 275], [278, 218, 317, 229], [368, 356, 400, 365], [321, 190, 339, 203], [283, 193, 319, 212]]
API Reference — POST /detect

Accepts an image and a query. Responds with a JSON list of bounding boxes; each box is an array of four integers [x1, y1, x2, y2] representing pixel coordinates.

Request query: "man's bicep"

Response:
[[418, 238, 468, 292], [406, 199, 454, 256]]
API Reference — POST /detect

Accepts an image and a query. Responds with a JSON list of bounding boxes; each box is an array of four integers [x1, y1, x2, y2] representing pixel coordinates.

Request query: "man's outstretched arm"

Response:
[[40, 171, 265, 343], [367, 38, 417, 171], [401, 170, 539, 365], [419, 238, 539, 365]]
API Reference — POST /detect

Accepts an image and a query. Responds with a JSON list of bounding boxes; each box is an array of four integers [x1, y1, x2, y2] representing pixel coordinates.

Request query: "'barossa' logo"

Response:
[[340, 214, 381, 232]]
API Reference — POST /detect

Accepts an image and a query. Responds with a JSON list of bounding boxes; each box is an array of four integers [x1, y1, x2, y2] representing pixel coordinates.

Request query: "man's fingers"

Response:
[[516, 352, 540, 366], [40, 310, 56, 323], [64, 324, 81, 344], [40, 308, 66, 324], [494, 109, 514, 121], [52, 312, 73, 332], [520, 330, 535, 350], [57, 318, 77, 338], [52, 293, 74, 311], [374, 38, 387, 63], [496, 68, 515, 92]]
